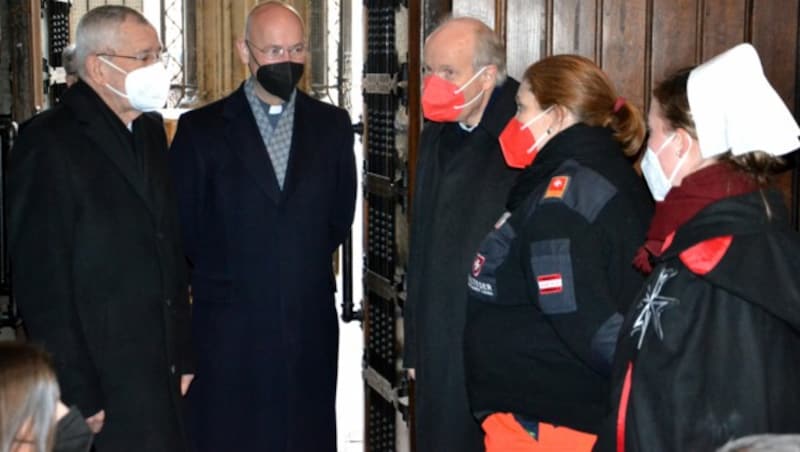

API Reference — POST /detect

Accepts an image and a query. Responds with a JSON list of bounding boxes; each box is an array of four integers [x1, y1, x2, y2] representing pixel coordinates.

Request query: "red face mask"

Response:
[[421, 66, 487, 122], [498, 106, 553, 169]]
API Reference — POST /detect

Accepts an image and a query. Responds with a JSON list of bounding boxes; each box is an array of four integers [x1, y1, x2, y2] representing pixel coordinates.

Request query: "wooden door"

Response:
[[445, 0, 800, 217]]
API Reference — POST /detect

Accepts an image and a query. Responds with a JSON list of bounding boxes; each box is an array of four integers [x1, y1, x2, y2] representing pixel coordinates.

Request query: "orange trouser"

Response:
[[481, 412, 597, 452]]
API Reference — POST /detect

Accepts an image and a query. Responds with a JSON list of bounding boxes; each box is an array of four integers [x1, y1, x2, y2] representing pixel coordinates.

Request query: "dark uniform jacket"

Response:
[[8, 81, 192, 452], [465, 124, 653, 433], [169, 85, 356, 452], [404, 78, 520, 452], [595, 189, 800, 452]]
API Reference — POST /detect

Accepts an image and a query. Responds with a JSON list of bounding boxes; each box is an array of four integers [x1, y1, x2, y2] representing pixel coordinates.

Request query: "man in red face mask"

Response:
[[403, 16, 521, 452]]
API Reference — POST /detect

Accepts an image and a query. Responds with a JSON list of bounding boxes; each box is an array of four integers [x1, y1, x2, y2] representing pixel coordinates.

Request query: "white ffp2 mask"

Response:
[[100, 57, 170, 112], [641, 133, 691, 201]]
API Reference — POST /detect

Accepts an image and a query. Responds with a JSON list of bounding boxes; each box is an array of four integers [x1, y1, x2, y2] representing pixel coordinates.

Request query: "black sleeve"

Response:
[[402, 128, 437, 369], [522, 202, 622, 376], [7, 132, 104, 415], [328, 109, 357, 253]]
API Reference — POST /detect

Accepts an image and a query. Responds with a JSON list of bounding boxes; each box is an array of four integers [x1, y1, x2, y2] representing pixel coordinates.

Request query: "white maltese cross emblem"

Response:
[[631, 267, 679, 349]]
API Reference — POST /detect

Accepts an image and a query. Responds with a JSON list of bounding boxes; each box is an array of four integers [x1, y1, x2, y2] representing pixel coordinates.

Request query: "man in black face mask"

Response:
[[168, 2, 357, 451]]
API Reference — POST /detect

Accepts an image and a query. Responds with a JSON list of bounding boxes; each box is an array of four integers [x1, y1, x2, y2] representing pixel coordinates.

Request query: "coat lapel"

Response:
[[64, 82, 155, 217], [223, 87, 281, 205], [134, 113, 165, 220], [280, 91, 311, 201]]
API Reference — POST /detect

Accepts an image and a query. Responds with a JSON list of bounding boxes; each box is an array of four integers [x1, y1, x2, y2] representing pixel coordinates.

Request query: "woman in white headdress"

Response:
[[594, 43, 800, 452]]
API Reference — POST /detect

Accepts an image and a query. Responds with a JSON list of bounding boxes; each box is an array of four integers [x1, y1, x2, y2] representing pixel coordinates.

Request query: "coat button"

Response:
[[165, 298, 173, 307], [156, 231, 165, 240], [170, 365, 176, 375]]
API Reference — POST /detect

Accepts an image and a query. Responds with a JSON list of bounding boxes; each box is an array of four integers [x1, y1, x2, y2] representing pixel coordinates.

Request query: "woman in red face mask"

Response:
[[463, 55, 653, 452]]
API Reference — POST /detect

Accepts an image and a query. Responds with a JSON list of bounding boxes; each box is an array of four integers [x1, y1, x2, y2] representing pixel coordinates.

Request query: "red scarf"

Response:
[[633, 163, 758, 274]]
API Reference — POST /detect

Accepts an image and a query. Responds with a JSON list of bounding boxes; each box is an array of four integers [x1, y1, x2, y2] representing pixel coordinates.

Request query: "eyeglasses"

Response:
[[246, 40, 306, 60], [96, 50, 168, 66]]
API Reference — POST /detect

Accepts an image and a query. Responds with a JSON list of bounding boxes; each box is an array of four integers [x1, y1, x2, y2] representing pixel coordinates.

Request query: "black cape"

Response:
[[404, 78, 520, 452], [595, 189, 800, 452]]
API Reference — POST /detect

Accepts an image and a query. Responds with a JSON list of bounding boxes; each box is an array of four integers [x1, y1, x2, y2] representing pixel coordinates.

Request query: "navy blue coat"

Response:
[[168, 85, 356, 452]]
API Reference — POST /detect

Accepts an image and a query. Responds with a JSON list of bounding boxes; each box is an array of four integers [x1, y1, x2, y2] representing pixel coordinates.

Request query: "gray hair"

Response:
[[0, 343, 60, 452], [245, 1, 306, 40], [473, 22, 506, 84], [62, 44, 77, 76], [717, 434, 800, 452], [434, 16, 507, 85], [74, 5, 151, 78]]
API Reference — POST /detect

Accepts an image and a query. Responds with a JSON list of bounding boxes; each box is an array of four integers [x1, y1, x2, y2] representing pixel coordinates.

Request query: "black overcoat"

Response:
[[403, 79, 521, 452], [7, 81, 192, 452], [168, 85, 356, 452]]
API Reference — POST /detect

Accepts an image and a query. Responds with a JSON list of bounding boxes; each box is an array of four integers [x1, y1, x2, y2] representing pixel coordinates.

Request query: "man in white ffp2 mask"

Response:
[[6, 5, 193, 452]]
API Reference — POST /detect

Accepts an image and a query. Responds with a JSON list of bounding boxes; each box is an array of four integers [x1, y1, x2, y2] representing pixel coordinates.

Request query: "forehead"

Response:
[[423, 25, 475, 68], [116, 18, 160, 51], [248, 6, 304, 44]]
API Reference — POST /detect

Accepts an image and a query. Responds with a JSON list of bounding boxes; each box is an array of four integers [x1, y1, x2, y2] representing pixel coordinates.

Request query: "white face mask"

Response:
[[641, 133, 690, 201], [100, 57, 170, 112]]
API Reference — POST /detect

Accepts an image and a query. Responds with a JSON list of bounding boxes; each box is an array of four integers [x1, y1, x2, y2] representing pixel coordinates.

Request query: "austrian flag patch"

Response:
[[537, 273, 563, 295], [544, 176, 570, 199]]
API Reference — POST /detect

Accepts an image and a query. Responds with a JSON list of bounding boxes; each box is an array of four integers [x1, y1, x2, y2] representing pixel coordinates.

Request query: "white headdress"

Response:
[[687, 43, 800, 158]]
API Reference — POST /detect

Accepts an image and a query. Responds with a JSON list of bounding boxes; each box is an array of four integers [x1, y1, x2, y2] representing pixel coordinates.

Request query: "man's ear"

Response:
[[236, 38, 251, 66], [480, 64, 498, 90], [84, 54, 107, 85]]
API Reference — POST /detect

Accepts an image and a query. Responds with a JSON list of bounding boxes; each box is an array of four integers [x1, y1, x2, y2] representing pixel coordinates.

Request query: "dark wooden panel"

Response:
[[701, 0, 747, 61], [601, 0, 649, 110], [750, 0, 799, 210], [505, 0, 547, 80], [552, 0, 598, 60], [751, 0, 798, 109], [650, 0, 699, 92]]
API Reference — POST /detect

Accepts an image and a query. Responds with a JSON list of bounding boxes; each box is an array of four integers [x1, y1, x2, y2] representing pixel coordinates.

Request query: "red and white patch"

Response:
[[537, 273, 563, 295], [472, 254, 486, 277], [544, 176, 570, 199]]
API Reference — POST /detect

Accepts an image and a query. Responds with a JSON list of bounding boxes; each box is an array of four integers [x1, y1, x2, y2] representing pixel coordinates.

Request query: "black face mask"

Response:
[[255, 62, 304, 102], [55, 407, 94, 452]]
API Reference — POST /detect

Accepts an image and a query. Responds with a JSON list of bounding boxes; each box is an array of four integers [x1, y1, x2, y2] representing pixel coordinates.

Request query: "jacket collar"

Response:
[[659, 189, 786, 261], [479, 77, 521, 138], [221, 84, 312, 204], [61, 81, 156, 216]]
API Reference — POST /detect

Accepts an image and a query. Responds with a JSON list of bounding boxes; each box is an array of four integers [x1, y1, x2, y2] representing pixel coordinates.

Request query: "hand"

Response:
[[55, 400, 69, 421], [407, 368, 415, 380], [86, 409, 105, 433], [180, 374, 195, 396]]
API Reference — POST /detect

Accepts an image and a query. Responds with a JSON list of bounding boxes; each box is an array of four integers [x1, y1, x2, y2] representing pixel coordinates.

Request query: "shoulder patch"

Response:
[[679, 235, 733, 275], [539, 160, 618, 223], [544, 176, 570, 199]]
